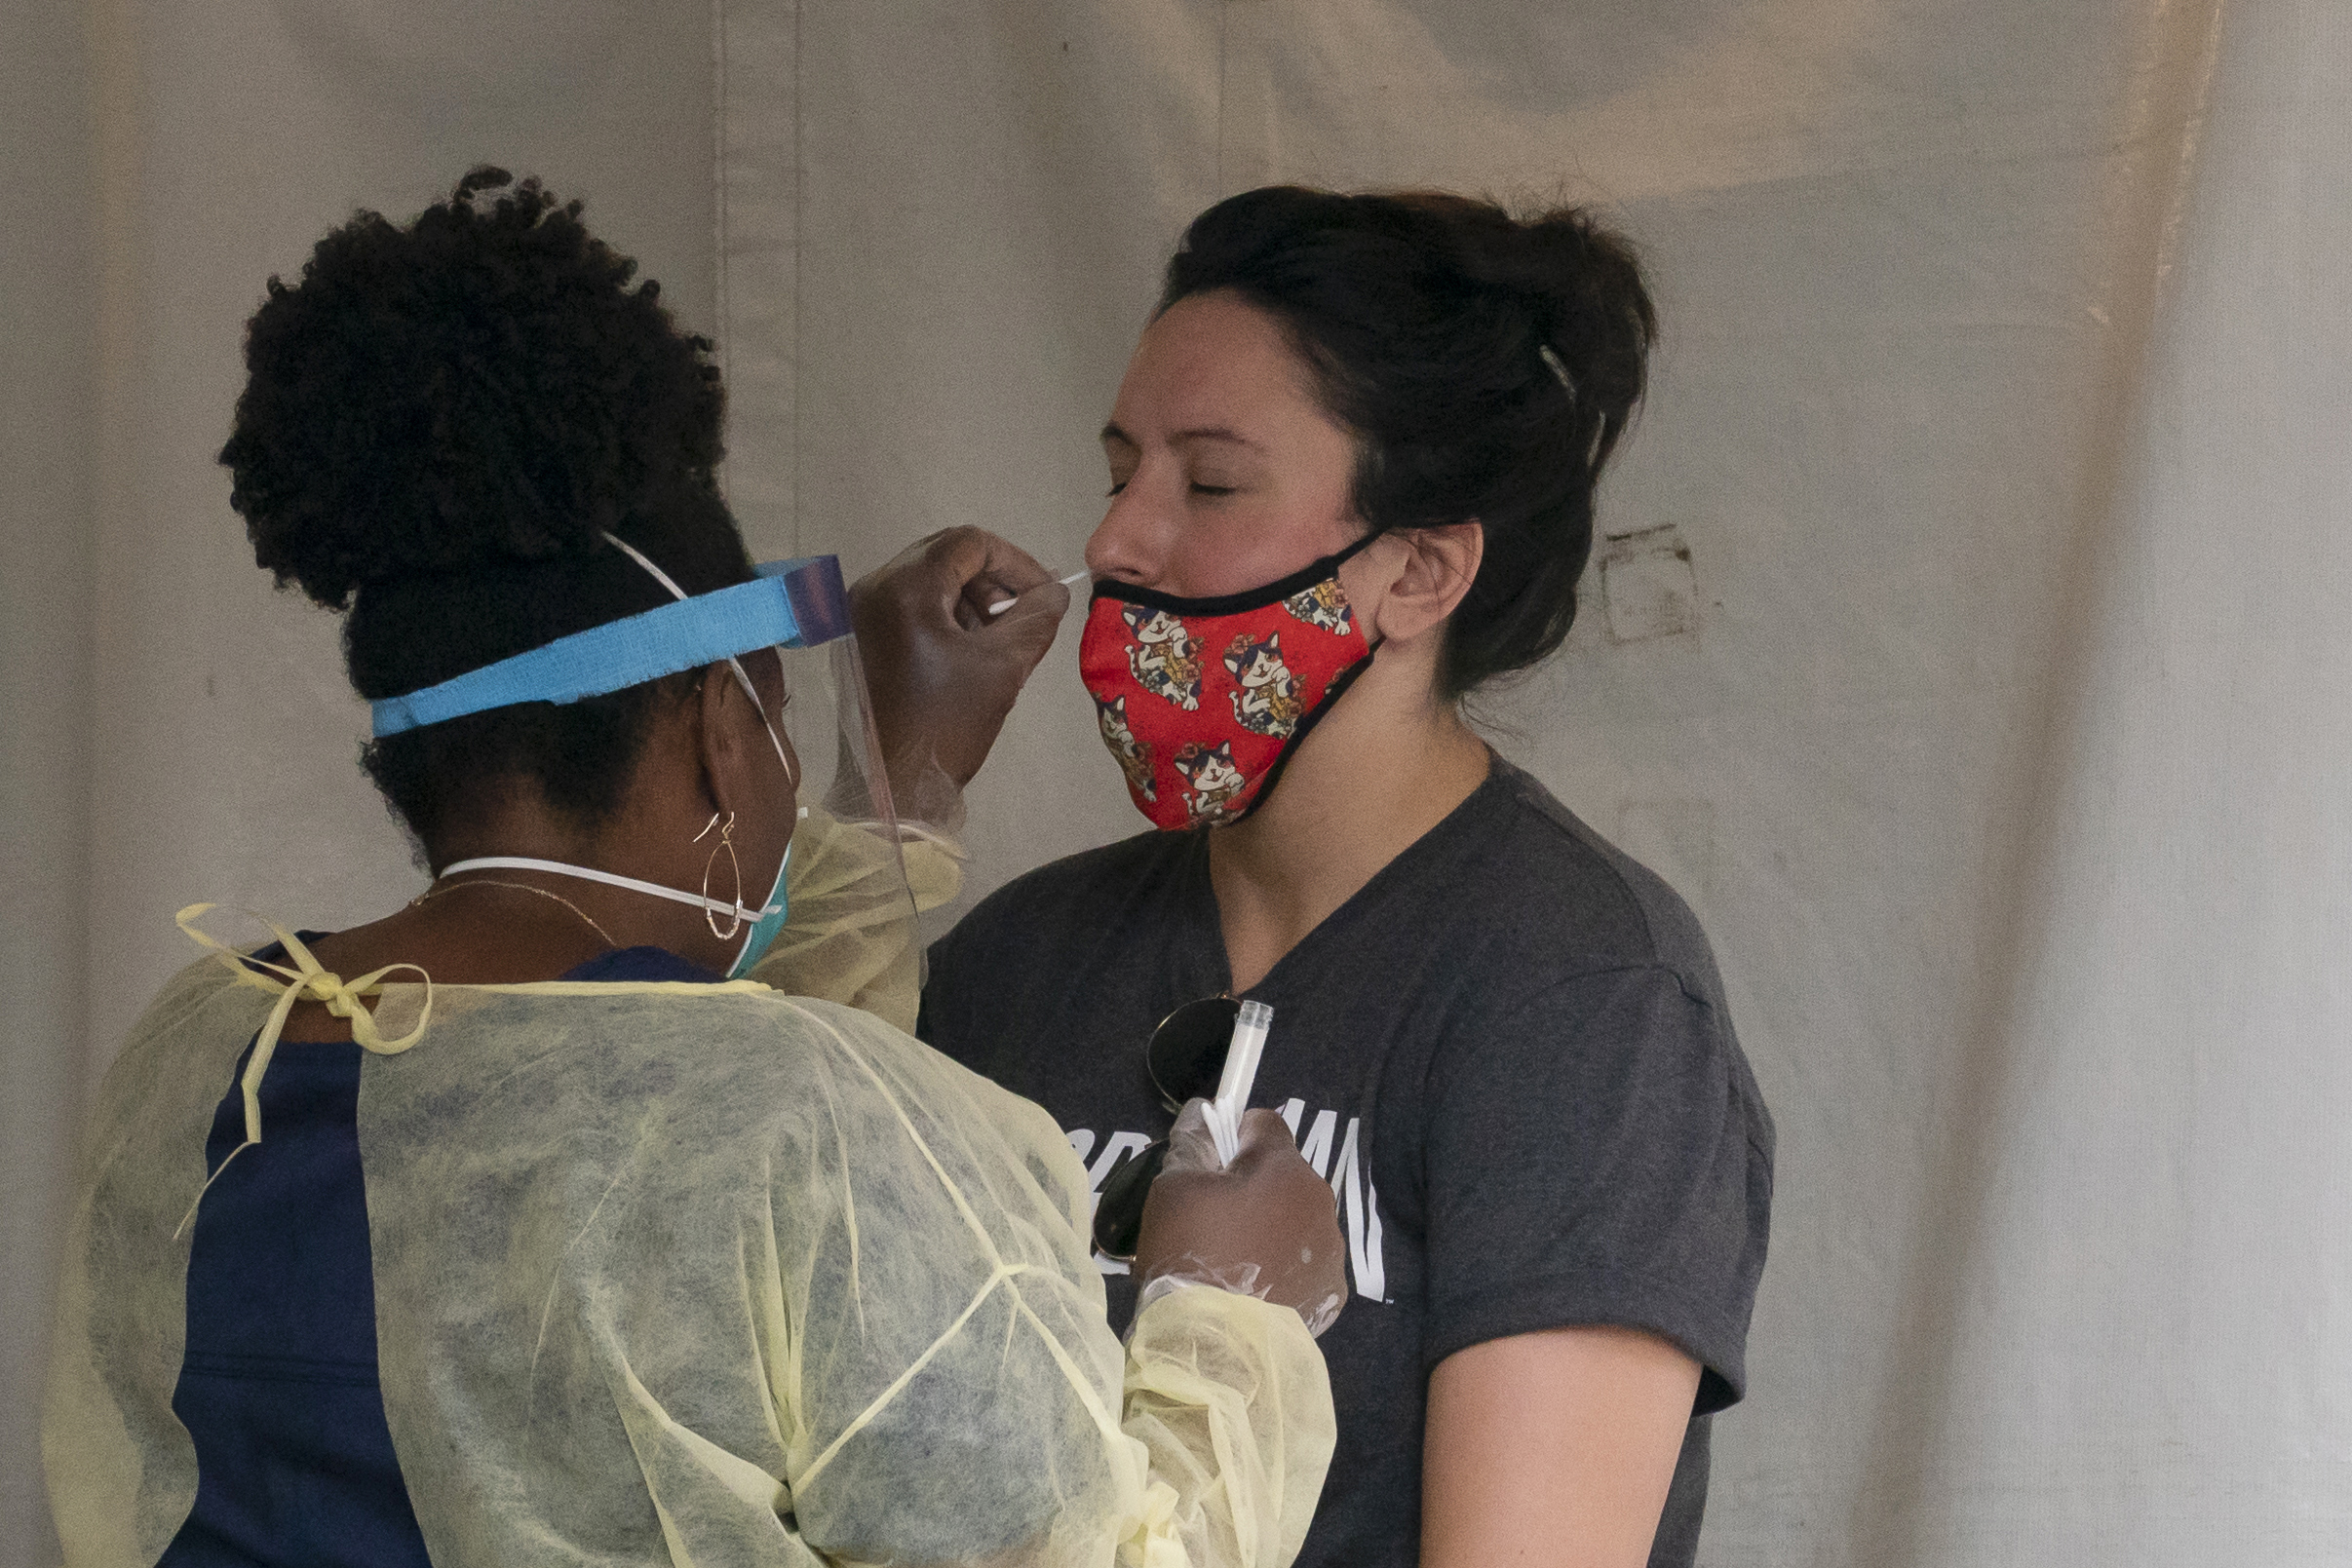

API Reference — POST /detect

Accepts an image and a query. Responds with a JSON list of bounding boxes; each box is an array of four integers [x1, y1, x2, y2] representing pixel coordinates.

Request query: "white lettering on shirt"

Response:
[[1074, 1103, 1389, 1303], [1291, 1102, 1339, 1180], [1326, 1115, 1387, 1301], [1088, 1129, 1152, 1192]]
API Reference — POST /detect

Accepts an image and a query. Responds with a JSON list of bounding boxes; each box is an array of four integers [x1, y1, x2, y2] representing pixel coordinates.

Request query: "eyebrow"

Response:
[[1099, 422, 1266, 452]]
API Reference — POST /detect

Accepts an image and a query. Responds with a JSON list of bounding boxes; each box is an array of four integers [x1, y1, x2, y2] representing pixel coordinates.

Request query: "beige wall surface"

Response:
[[7, 1, 2350, 1564], [2, 5, 99, 1561], [2, 2, 717, 1560]]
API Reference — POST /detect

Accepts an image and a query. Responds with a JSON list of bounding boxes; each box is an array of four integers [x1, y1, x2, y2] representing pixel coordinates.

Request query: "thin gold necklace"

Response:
[[411, 877, 620, 950]]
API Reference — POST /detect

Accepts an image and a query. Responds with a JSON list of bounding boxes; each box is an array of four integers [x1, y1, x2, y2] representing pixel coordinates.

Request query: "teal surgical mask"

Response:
[[727, 832, 794, 978]]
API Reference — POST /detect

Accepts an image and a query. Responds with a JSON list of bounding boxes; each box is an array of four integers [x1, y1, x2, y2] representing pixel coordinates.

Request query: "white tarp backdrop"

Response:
[[5, 1, 2346, 1563]]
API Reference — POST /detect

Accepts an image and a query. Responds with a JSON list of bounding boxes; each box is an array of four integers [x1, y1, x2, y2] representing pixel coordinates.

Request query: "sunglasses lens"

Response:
[[1145, 996, 1242, 1114], [1091, 1138, 1169, 1261]]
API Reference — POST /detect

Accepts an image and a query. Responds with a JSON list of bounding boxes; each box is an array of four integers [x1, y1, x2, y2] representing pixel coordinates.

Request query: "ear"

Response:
[[1347, 521, 1484, 645], [694, 667, 755, 822]]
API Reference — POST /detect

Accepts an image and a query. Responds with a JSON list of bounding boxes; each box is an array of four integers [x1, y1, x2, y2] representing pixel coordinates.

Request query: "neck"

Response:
[[1206, 652, 1489, 993], [430, 800, 745, 975], [305, 787, 750, 990]]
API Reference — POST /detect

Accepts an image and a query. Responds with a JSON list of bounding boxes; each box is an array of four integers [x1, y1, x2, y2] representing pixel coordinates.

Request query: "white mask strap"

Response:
[[602, 532, 797, 785], [438, 855, 782, 926]]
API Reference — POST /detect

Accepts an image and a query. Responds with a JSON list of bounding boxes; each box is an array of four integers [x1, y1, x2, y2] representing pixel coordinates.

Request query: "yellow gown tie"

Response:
[[171, 903, 434, 1234]]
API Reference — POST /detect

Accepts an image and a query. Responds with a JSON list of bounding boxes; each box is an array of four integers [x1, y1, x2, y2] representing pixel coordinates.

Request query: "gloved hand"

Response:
[[849, 528, 1073, 818], [1133, 1100, 1349, 1337]]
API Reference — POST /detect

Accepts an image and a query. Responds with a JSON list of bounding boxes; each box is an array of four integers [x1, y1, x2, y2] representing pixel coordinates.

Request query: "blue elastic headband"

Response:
[[369, 555, 853, 739]]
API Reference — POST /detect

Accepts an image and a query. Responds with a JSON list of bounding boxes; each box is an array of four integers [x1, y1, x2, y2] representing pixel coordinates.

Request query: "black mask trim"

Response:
[[1087, 529, 1383, 619]]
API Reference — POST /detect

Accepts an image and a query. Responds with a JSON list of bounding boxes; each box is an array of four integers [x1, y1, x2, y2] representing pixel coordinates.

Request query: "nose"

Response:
[[1083, 474, 1173, 589]]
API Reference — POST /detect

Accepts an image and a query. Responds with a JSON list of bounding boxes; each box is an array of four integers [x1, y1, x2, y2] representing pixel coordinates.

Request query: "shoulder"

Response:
[[1461, 760, 1728, 1003], [79, 953, 275, 1179], [101, 952, 274, 1096], [587, 985, 948, 1093], [443, 985, 1090, 1206], [135, 950, 264, 1037], [714, 991, 1095, 1232], [720, 991, 1080, 1156], [1426, 763, 1772, 1149], [432, 983, 890, 1103]]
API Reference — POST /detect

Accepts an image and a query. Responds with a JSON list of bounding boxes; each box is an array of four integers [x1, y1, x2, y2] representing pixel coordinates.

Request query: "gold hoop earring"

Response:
[[695, 812, 745, 938]]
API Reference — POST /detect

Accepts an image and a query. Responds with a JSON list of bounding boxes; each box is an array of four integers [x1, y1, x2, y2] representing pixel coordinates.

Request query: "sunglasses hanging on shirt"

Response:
[[1147, 996, 1244, 1111], [1093, 995, 1257, 1261]]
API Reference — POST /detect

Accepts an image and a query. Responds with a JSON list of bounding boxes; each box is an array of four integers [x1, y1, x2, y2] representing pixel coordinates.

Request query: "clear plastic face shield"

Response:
[[368, 537, 913, 979]]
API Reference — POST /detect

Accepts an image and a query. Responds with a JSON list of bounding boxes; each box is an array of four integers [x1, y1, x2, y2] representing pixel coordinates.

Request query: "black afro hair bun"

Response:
[[221, 166, 726, 611], [216, 169, 755, 851]]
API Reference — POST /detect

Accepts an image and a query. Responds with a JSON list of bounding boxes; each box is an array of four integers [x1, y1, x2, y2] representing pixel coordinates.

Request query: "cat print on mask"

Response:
[[1123, 604, 1204, 710], [1173, 740, 1247, 824], [1284, 580, 1354, 636], [1079, 531, 1379, 831], [1094, 693, 1157, 803], [1222, 631, 1304, 738]]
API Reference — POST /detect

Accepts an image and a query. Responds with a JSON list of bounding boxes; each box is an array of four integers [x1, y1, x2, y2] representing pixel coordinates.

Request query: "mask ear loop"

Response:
[[694, 813, 747, 937], [729, 650, 798, 788], [603, 532, 798, 786]]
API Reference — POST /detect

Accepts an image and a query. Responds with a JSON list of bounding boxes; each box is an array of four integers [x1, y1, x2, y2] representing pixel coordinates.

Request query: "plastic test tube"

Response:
[[986, 568, 1092, 616], [1207, 1000, 1274, 1166]]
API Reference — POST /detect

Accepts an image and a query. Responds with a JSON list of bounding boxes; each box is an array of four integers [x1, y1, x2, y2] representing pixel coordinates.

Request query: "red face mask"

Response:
[[1079, 535, 1379, 830]]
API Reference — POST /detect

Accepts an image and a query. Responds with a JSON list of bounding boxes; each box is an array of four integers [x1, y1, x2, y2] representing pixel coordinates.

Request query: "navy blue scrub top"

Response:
[[160, 941, 720, 1567]]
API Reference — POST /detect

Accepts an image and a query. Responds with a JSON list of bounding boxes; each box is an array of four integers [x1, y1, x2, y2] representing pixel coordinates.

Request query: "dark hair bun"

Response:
[[222, 167, 725, 610], [1446, 201, 1654, 447], [1161, 186, 1656, 697], [218, 168, 752, 852]]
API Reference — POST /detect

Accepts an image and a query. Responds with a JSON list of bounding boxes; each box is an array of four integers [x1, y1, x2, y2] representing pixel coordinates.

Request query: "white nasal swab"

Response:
[[987, 568, 1092, 616], [1205, 1000, 1274, 1166]]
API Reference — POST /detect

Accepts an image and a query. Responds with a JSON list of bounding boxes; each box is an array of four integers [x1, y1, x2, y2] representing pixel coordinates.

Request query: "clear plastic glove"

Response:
[[1133, 1100, 1349, 1338], [849, 527, 1072, 816]]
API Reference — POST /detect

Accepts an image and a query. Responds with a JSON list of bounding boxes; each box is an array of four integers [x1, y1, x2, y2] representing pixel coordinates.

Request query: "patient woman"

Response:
[[42, 171, 1343, 1568], [920, 188, 1774, 1567]]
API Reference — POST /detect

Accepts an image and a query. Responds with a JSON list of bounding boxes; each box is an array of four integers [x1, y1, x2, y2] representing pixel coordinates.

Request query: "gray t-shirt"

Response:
[[919, 758, 1773, 1567]]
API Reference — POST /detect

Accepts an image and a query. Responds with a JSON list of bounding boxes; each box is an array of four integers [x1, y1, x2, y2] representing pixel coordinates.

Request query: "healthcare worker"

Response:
[[43, 170, 1343, 1568], [919, 187, 1775, 1568]]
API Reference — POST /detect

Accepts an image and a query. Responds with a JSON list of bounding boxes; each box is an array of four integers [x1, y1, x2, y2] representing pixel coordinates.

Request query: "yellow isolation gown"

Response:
[[43, 812, 1332, 1566]]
